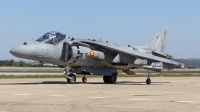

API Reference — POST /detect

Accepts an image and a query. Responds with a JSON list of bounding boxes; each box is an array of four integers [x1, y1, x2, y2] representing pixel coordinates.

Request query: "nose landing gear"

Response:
[[63, 67, 76, 84], [66, 74, 76, 84]]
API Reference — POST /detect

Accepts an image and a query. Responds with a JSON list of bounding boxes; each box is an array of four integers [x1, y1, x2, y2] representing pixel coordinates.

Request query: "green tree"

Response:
[[19, 60, 25, 67]]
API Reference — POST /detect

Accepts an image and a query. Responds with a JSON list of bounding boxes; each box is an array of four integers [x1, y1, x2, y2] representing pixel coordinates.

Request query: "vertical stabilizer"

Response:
[[144, 26, 168, 53]]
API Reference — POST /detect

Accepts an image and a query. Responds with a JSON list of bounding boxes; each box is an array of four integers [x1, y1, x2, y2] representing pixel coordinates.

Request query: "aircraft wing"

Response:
[[77, 39, 183, 67]]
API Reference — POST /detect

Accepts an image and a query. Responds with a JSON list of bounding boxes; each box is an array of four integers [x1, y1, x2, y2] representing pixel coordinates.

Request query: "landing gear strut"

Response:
[[63, 67, 76, 84], [82, 75, 87, 83], [103, 76, 117, 84], [146, 70, 151, 85]]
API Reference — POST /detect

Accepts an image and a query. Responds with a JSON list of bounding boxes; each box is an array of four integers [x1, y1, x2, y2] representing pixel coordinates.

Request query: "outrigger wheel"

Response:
[[82, 76, 87, 83], [146, 79, 151, 85], [146, 70, 151, 85]]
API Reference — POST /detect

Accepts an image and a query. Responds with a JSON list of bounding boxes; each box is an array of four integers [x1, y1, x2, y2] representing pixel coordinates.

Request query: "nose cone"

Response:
[[10, 45, 30, 58]]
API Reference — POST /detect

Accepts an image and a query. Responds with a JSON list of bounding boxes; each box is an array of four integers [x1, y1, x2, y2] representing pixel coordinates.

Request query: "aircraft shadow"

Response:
[[0, 81, 169, 85], [75, 81, 168, 85], [0, 81, 67, 85]]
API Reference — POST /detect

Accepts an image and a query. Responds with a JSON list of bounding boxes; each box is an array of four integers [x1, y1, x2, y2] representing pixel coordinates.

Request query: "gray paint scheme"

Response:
[[10, 26, 184, 84]]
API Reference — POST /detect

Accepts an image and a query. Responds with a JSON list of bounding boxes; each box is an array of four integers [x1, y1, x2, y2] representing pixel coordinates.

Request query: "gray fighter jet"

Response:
[[10, 26, 184, 84]]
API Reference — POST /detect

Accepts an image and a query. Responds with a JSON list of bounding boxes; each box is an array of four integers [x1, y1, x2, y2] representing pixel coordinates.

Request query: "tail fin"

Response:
[[143, 26, 168, 53]]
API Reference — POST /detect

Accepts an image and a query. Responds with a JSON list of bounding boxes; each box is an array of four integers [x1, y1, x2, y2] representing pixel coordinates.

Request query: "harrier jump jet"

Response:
[[10, 26, 184, 84]]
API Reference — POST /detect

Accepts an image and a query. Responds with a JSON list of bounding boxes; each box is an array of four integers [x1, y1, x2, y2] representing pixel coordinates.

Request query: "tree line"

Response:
[[0, 59, 44, 67]]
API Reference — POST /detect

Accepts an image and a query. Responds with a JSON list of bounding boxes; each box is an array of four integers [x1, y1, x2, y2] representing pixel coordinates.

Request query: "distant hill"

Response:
[[177, 59, 200, 67]]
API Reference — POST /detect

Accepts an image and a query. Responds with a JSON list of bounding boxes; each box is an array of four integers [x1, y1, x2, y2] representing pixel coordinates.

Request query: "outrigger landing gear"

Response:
[[146, 70, 151, 85], [82, 75, 87, 83]]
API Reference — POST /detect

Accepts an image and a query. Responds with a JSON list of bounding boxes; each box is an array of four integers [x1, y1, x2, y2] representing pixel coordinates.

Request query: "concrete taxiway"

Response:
[[0, 77, 200, 112]]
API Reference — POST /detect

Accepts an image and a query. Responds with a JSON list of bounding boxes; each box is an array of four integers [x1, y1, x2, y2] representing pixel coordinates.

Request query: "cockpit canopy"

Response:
[[36, 31, 66, 44]]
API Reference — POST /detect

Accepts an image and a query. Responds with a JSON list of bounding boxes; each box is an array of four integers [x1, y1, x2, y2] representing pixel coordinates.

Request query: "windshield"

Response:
[[36, 31, 66, 44]]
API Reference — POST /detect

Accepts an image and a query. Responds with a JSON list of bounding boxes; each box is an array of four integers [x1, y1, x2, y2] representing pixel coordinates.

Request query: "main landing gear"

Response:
[[146, 70, 151, 85], [103, 75, 117, 84]]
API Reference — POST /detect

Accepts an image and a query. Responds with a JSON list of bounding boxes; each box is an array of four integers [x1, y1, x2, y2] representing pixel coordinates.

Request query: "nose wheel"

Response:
[[66, 74, 76, 84], [82, 76, 87, 83]]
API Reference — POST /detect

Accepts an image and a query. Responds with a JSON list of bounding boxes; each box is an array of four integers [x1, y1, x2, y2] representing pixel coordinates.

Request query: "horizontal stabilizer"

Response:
[[152, 51, 173, 59]]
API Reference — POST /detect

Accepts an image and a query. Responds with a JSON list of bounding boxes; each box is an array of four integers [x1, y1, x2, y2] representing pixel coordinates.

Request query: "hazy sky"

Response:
[[0, 0, 200, 60]]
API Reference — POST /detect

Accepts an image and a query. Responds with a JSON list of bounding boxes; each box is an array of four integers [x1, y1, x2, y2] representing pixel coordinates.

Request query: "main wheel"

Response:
[[82, 77, 87, 83], [103, 76, 110, 83], [67, 74, 76, 84], [146, 79, 151, 85], [103, 76, 117, 84], [109, 75, 117, 84]]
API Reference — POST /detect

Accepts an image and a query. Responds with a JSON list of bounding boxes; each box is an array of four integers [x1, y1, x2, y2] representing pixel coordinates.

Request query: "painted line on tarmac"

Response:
[[129, 99, 151, 101], [88, 97, 105, 99], [191, 85, 200, 87], [137, 83, 162, 85], [138, 83, 146, 85], [49, 95, 66, 97], [11, 94, 33, 96], [178, 101, 199, 103], [0, 110, 8, 112]]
